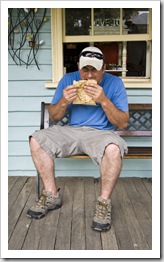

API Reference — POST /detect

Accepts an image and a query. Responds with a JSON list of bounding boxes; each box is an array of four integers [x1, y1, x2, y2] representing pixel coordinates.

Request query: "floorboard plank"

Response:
[[8, 176, 28, 212], [111, 183, 134, 250], [115, 179, 150, 250], [8, 176, 19, 193], [22, 216, 47, 250], [131, 177, 152, 218], [8, 177, 36, 250], [8, 177, 35, 241], [55, 177, 75, 250], [101, 228, 119, 250], [142, 178, 152, 197], [71, 177, 85, 250], [122, 178, 152, 249]]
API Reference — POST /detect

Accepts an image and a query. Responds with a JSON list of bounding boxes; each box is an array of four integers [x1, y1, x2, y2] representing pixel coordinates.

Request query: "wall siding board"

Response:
[[8, 156, 151, 172], [8, 170, 152, 178], [8, 8, 152, 178], [9, 127, 39, 141], [8, 157, 152, 178], [9, 112, 40, 126], [8, 81, 55, 96], [8, 65, 52, 81], [8, 97, 52, 111]]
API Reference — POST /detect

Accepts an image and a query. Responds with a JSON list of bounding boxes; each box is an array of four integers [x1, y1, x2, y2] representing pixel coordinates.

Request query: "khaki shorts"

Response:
[[31, 126, 128, 165]]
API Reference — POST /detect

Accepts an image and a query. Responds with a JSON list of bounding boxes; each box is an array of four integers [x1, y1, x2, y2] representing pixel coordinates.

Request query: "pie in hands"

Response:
[[73, 79, 97, 105]]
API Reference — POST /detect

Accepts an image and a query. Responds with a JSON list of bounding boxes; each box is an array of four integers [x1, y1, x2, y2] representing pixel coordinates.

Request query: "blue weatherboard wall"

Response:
[[8, 9, 152, 177]]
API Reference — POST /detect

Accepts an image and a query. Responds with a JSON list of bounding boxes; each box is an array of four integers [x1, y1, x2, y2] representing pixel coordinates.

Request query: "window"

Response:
[[45, 8, 152, 88]]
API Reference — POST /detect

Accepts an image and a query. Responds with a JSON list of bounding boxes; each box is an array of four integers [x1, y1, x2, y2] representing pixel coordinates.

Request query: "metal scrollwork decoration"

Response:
[[8, 8, 47, 70]]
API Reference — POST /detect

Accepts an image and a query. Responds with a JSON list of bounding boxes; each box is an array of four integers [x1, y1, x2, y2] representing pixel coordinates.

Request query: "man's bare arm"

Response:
[[48, 85, 77, 121], [101, 97, 129, 130]]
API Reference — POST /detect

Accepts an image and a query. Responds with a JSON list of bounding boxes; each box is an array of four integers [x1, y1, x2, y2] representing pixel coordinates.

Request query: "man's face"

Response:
[[79, 65, 106, 84]]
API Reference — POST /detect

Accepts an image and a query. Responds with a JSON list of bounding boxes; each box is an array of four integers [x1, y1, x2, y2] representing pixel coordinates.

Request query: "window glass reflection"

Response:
[[65, 9, 91, 35], [94, 8, 120, 35], [127, 41, 146, 76], [123, 8, 149, 34]]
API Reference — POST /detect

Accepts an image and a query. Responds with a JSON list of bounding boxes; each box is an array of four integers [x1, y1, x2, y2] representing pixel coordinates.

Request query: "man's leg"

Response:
[[30, 136, 58, 196], [27, 137, 61, 219], [92, 143, 122, 231], [100, 143, 122, 199]]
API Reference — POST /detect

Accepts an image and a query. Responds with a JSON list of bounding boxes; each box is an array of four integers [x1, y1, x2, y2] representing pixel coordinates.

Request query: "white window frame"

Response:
[[45, 8, 152, 88]]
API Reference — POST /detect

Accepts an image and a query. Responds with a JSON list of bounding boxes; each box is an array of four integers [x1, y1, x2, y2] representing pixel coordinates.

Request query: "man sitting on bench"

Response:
[[27, 46, 129, 232]]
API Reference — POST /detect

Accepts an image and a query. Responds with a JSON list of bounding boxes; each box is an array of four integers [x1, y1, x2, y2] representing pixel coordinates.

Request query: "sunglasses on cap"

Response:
[[80, 51, 104, 60]]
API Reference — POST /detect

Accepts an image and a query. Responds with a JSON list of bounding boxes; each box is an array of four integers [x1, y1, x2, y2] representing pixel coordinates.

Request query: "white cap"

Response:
[[79, 46, 104, 71]]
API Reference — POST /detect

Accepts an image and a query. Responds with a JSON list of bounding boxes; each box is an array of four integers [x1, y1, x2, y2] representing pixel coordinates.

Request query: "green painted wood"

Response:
[[8, 65, 52, 81], [8, 81, 55, 96], [126, 89, 152, 95], [8, 156, 152, 172], [8, 97, 52, 111], [8, 127, 39, 141], [9, 112, 40, 126], [8, 170, 152, 178], [127, 96, 152, 103]]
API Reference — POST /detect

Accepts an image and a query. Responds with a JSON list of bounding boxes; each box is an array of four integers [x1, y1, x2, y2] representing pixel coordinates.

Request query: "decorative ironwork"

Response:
[[126, 110, 152, 131], [49, 114, 69, 127], [48, 109, 152, 131], [8, 8, 47, 70]]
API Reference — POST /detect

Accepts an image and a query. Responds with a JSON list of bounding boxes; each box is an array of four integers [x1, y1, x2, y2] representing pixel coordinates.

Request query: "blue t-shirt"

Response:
[[51, 71, 128, 130]]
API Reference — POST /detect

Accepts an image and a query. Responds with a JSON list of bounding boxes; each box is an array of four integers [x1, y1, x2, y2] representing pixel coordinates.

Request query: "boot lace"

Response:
[[35, 193, 47, 208], [95, 200, 111, 221]]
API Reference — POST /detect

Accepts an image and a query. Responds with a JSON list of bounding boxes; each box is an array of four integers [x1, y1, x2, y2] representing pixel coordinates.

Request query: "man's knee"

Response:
[[104, 143, 121, 159], [29, 136, 41, 151]]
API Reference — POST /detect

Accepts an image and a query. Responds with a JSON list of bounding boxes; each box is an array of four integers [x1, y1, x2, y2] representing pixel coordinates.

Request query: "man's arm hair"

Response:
[[101, 97, 129, 130], [48, 97, 69, 121]]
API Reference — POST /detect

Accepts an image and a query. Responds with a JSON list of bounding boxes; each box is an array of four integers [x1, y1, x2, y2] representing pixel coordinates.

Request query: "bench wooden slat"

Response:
[[128, 104, 152, 110], [116, 130, 152, 137], [66, 146, 152, 159]]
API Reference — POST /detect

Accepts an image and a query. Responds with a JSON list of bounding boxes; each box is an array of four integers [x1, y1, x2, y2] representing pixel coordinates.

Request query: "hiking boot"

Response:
[[92, 196, 112, 231], [26, 190, 62, 219]]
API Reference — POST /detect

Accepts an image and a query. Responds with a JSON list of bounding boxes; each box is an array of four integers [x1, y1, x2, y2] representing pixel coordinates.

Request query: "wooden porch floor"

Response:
[[8, 176, 152, 250]]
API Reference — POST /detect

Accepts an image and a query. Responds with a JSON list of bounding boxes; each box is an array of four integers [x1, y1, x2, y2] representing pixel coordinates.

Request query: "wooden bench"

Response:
[[36, 102, 152, 200]]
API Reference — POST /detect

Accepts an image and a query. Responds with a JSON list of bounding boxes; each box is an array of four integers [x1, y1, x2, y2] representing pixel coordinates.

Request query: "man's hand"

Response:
[[84, 82, 129, 130], [63, 85, 77, 104], [84, 82, 105, 104]]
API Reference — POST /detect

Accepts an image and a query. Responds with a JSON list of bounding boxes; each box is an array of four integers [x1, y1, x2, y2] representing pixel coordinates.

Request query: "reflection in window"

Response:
[[63, 43, 89, 73], [127, 41, 146, 76], [123, 8, 149, 34], [94, 8, 120, 35], [65, 9, 91, 35]]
